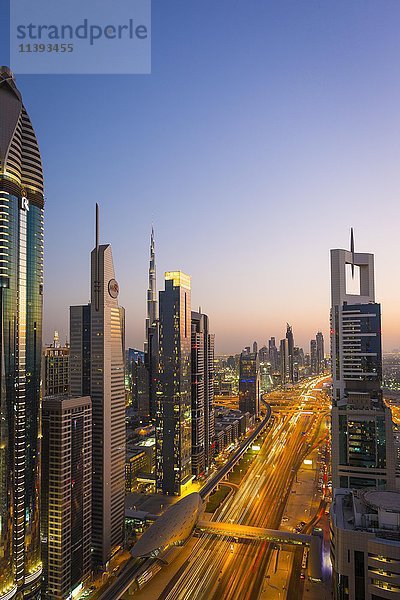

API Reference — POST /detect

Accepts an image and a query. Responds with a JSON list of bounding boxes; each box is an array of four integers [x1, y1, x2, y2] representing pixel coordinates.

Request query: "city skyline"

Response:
[[1, 2, 400, 353]]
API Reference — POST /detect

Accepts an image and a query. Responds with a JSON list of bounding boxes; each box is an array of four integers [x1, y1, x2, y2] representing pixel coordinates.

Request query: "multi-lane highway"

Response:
[[159, 377, 330, 600]]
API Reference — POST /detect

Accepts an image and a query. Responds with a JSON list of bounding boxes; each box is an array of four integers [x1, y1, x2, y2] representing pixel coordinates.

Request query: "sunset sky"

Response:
[[1, 1, 400, 353]]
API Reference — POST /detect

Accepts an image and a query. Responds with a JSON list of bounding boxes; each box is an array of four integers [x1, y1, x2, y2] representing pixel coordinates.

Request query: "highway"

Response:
[[159, 377, 330, 600]]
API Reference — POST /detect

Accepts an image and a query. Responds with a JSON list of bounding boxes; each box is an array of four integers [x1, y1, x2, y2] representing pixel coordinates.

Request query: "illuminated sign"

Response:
[[21, 196, 29, 211]]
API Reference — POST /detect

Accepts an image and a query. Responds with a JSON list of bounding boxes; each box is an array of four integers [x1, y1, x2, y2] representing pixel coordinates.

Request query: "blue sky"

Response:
[[2, 1, 400, 352]]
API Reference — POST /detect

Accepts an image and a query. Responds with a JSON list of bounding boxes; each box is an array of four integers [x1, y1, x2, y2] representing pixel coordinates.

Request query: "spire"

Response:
[[146, 227, 158, 336], [94, 203, 100, 311], [350, 227, 355, 278]]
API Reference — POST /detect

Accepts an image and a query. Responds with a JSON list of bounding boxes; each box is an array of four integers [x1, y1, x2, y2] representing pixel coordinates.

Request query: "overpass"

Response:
[[196, 520, 323, 580], [200, 401, 272, 499]]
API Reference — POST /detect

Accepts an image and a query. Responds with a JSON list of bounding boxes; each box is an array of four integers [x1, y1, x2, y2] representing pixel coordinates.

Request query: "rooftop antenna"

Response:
[[350, 227, 355, 278], [94, 203, 100, 311]]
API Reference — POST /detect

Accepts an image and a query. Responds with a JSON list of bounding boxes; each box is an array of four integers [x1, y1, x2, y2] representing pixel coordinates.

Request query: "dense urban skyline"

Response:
[[1, 2, 400, 352]]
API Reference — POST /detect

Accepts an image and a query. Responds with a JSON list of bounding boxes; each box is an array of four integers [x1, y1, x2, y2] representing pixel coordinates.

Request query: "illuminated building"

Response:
[[310, 339, 317, 375], [330, 245, 395, 490], [0, 66, 44, 599], [156, 271, 192, 495], [280, 338, 289, 386], [144, 228, 159, 419], [191, 310, 215, 477], [42, 332, 70, 398], [316, 331, 324, 374], [239, 351, 260, 416], [286, 323, 295, 382], [69, 205, 125, 566], [41, 396, 92, 599], [268, 337, 279, 373], [331, 489, 400, 600]]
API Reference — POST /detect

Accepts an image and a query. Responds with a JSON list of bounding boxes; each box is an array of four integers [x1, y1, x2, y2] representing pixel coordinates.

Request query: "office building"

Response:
[[316, 331, 325, 374], [239, 351, 260, 416], [330, 245, 395, 490], [280, 338, 290, 386], [41, 396, 92, 599], [286, 323, 295, 383], [144, 228, 159, 419], [268, 337, 279, 373], [156, 272, 192, 495], [310, 339, 317, 375], [0, 66, 44, 599], [191, 310, 215, 477], [42, 332, 70, 398], [331, 488, 400, 600], [70, 205, 125, 566]]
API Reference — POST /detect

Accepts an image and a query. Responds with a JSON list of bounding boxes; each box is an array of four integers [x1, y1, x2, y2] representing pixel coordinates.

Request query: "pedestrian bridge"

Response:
[[196, 521, 322, 580]]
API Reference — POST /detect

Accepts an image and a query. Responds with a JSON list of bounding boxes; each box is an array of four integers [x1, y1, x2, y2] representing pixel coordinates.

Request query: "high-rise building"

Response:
[[310, 339, 317, 375], [191, 311, 215, 477], [156, 272, 192, 495], [69, 205, 125, 566], [330, 245, 395, 491], [280, 338, 290, 386], [239, 351, 260, 416], [316, 331, 324, 374], [144, 228, 158, 419], [268, 337, 279, 373], [0, 66, 44, 599], [252, 341, 258, 354], [42, 332, 70, 398], [41, 396, 92, 599], [286, 324, 295, 382]]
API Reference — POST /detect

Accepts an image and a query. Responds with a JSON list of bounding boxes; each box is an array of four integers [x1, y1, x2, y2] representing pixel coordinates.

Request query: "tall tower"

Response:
[[0, 67, 44, 599], [316, 331, 324, 374], [239, 351, 260, 416], [191, 311, 215, 476], [286, 323, 294, 383], [70, 206, 126, 566], [280, 338, 289, 386], [330, 241, 395, 490], [144, 228, 158, 419], [156, 272, 192, 495]]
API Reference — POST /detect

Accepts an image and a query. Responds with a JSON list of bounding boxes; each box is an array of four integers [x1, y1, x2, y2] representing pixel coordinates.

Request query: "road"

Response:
[[158, 377, 330, 600]]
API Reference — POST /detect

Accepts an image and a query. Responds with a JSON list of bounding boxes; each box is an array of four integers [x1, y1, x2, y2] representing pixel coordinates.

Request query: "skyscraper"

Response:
[[286, 323, 294, 383], [144, 228, 158, 419], [268, 337, 279, 373], [239, 351, 260, 416], [42, 332, 70, 398], [70, 206, 125, 566], [280, 338, 289, 386], [191, 310, 215, 477], [316, 331, 324, 375], [41, 396, 92, 599], [310, 339, 317, 375], [156, 272, 192, 495], [0, 66, 44, 599], [330, 245, 395, 490]]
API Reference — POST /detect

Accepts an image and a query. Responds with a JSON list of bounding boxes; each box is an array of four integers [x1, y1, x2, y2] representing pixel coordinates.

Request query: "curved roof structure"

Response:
[[131, 493, 203, 558], [362, 490, 400, 514], [0, 66, 44, 204]]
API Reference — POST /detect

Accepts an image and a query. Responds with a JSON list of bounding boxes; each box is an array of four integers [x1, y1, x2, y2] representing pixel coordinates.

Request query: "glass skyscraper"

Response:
[[0, 67, 44, 599]]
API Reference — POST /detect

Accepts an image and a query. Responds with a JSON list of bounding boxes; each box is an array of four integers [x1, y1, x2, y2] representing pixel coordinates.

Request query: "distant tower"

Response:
[[156, 272, 192, 495], [316, 331, 324, 374], [330, 239, 395, 490], [280, 338, 289, 385], [0, 66, 44, 598], [239, 351, 260, 416], [310, 339, 317, 375], [286, 324, 295, 383], [145, 228, 159, 419], [252, 341, 258, 354], [70, 205, 125, 566]]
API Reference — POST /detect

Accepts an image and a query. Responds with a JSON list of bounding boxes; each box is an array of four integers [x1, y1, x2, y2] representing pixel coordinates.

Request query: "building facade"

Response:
[[0, 67, 44, 599], [280, 338, 290, 386], [191, 310, 215, 477], [69, 206, 125, 566], [156, 272, 192, 495], [316, 331, 325, 374], [42, 332, 70, 398], [144, 228, 158, 420], [239, 351, 260, 416], [331, 488, 400, 600], [330, 247, 395, 490], [41, 396, 92, 599]]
